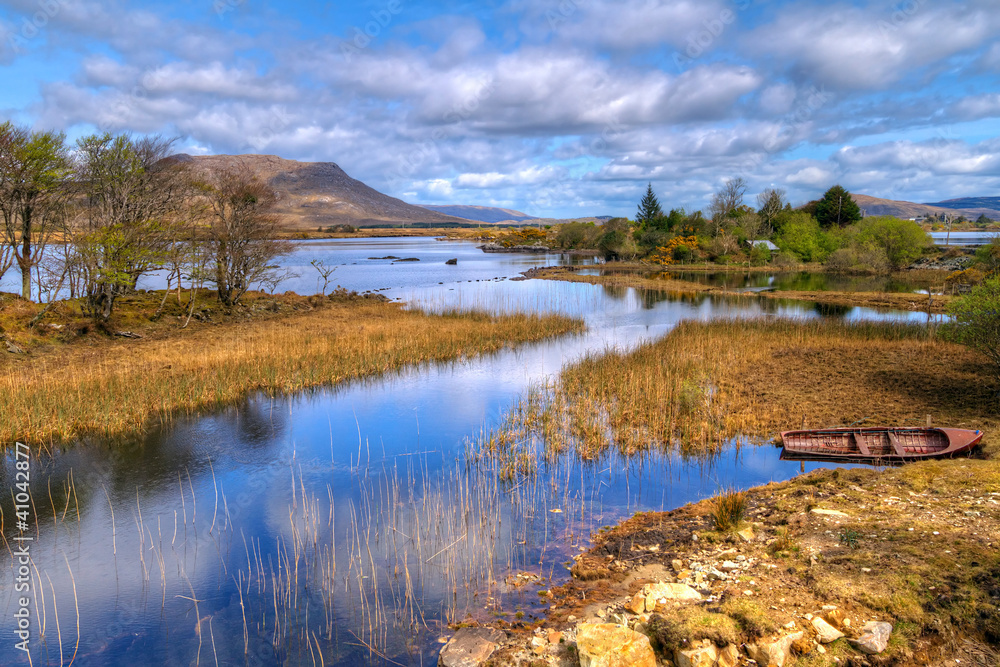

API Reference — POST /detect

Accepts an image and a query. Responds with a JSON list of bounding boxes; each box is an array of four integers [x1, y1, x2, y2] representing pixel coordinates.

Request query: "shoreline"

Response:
[[526, 265, 955, 315], [0, 289, 582, 444]]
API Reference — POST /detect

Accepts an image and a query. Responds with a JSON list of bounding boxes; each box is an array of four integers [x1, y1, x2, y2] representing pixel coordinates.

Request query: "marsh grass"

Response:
[[471, 317, 997, 469], [709, 487, 748, 532], [0, 295, 581, 443]]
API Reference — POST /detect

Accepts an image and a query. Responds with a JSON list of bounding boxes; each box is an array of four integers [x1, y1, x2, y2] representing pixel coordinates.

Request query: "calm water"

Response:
[[1, 238, 918, 666]]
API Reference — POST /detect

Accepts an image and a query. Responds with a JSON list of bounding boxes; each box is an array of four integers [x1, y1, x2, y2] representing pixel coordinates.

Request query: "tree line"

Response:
[[552, 178, 935, 274], [0, 123, 290, 324]]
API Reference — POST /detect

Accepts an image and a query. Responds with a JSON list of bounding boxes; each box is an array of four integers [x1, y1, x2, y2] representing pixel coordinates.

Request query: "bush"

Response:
[[770, 251, 800, 269], [825, 246, 890, 275], [774, 212, 836, 262], [854, 216, 931, 270], [943, 277, 1000, 381], [974, 237, 1000, 275]]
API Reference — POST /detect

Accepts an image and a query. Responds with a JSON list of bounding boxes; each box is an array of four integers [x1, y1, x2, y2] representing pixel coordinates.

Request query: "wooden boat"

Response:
[[780, 427, 983, 463]]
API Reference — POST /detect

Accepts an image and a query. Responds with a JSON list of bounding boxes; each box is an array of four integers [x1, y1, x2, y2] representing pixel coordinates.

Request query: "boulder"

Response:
[[717, 644, 741, 667], [746, 631, 803, 667], [576, 623, 656, 667], [811, 617, 845, 644], [445, 258, 458, 265], [850, 621, 892, 655], [737, 526, 755, 543], [674, 641, 719, 667], [438, 627, 505, 667]]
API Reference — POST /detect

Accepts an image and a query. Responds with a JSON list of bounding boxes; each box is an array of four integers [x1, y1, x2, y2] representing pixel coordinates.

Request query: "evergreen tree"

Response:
[[815, 185, 862, 228], [636, 183, 663, 229]]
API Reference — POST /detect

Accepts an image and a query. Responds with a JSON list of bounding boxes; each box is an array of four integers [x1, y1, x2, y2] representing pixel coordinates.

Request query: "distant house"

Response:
[[747, 240, 778, 251]]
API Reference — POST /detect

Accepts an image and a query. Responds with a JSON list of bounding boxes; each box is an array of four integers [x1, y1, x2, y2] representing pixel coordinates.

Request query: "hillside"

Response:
[[851, 194, 998, 220], [165, 154, 468, 229], [420, 205, 535, 224], [924, 197, 1000, 218]]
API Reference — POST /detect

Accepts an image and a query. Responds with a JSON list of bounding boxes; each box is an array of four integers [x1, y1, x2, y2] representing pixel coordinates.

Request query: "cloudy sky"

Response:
[[2, 0, 999, 217]]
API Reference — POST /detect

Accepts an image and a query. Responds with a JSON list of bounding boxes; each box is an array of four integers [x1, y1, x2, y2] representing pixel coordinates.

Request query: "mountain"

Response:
[[420, 205, 536, 224], [849, 194, 992, 219], [164, 154, 468, 229], [923, 197, 1000, 219]]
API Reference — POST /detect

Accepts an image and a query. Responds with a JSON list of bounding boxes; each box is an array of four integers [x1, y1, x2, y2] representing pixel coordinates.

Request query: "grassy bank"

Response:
[[531, 266, 955, 314], [475, 318, 996, 468], [0, 291, 582, 444]]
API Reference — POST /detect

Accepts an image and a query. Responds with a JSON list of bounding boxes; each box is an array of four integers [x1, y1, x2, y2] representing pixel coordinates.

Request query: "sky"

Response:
[[1, 0, 999, 218]]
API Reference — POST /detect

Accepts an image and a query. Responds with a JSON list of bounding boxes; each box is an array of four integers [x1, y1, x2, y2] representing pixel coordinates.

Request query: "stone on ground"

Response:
[[746, 631, 804, 667], [576, 623, 656, 667], [812, 616, 845, 643], [438, 627, 505, 667], [674, 640, 719, 667], [850, 621, 892, 655]]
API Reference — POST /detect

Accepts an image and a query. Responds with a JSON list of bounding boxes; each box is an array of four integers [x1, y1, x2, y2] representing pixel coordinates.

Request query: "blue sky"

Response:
[[2, 0, 999, 218]]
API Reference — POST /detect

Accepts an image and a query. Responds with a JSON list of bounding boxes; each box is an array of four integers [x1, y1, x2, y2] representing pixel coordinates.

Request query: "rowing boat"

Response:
[[779, 427, 983, 463]]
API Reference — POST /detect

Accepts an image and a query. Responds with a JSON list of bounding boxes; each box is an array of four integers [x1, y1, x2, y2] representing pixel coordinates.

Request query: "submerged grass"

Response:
[[472, 317, 997, 468], [0, 293, 582, 444]]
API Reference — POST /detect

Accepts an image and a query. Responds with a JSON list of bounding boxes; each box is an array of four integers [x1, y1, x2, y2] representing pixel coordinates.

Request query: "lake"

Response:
[[0, 238, 921, 666]]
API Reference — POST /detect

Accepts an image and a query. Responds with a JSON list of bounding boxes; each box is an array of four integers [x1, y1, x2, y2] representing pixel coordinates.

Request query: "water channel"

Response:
[[1, 238, 927, 666]]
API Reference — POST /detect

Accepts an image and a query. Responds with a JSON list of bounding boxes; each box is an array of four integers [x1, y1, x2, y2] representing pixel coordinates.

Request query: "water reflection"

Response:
[[1, 238, 917, 666]]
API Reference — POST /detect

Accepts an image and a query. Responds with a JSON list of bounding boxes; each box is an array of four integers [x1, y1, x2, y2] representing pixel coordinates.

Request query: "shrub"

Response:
[[774, 211, 834, 262], [825, 246, 890, 275], [854, 216, 931, 270], [974, 237, 1000, 275], [943, 276, 1000, 381], [770, 251, 800, 269], [710, 487, 747, 531]]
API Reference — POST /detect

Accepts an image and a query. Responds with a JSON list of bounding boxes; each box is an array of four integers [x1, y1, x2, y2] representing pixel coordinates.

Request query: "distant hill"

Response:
[[923, 197, 1000, 218], [849, 194, 994, 220], [163, 154, 468, 229], [420, 205, 535, 224]]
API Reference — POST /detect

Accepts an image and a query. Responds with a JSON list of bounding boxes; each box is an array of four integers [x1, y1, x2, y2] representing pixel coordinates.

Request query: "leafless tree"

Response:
[[205, 163, 291, 306], [0, 122, 70, 300], [709, 177, 747, 236], [756, 187, 786, 229]]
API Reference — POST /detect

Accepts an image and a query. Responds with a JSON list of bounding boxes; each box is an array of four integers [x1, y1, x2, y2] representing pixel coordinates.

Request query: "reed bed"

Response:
[[470, 317, 997, 468], [0, 300, 581, 444]]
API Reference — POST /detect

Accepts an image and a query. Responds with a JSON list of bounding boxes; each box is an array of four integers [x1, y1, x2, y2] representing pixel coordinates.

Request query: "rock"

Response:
[[576, 623, 656, 667], [627, 592, 646, 614], [530, 636, 546, 648], [812, 617, 845, 644], [644, 582, 703, 608], [737, 526, 755, 542], [548, 631, 563, 645], [810, 509, 850, 518], [438, 627, 505, 667], [445, 258, 458, 265], [720, 561, 740, 572], [3, 337, 25, 354], [671, 559, 684, 572], [849, 621, 892, 655], [674, 641, 719, 667], [746, 632, 803, 667], [717, 644, 741, 667]]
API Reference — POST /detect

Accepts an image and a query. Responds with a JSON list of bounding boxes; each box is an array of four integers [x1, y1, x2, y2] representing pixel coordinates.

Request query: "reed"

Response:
[[0, 298, 581, 444], [470, 317, 997, 467]]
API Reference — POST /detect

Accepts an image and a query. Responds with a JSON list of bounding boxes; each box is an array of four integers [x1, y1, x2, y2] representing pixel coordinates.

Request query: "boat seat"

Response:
[[851, 432, 871, 457], [887, 432, 907, 457]]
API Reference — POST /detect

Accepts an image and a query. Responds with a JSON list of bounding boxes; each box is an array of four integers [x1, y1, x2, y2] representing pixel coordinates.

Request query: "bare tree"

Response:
[[756, 187, 786, 229], [72, 132, 184, 322], [0, 122, 70, 300], [205, 163, 291, 306], [709, 177, 747, 236]]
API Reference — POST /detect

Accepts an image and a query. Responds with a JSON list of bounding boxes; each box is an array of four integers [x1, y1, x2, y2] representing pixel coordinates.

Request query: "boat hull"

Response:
[[780, 427, 983, 463]]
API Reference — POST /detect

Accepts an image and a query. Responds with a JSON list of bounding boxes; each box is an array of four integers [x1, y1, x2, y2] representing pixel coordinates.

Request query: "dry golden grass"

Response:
[[0, 294, 581, 444], [478, 318, 996, 465]]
